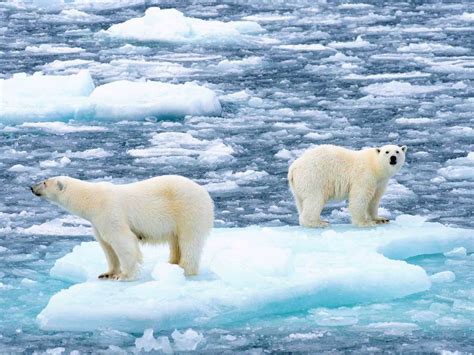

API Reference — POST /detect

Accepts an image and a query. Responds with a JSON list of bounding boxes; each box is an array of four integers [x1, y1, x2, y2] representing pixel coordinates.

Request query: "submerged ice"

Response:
[[38, 216, 472, 332]]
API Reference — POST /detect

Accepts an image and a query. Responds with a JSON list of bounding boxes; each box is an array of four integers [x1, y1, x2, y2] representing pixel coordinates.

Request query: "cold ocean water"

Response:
[[0, 0, 473, 353]]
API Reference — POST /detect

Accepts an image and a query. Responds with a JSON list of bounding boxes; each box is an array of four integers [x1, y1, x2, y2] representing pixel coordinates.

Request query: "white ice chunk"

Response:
[[128, 132, 233, 167], [361, 81, 448, 96], [25, 44, 85, 55], [103, 7, 264, 43], [37, 218, 473, 332], [19, 122, 107, 134], [1, 71, 220, 121], [397, 43, 469, 55], [135, 329, 172, 353], [328, 36, 371, 49], [438, 153, 474, 181], [443, 247, 467, 258], [430, 271, 456, 283], [90, 80, 222, 120], [171, 329, 204, 351], [277, 44, 334, 51], [0, 71, 94, 122]]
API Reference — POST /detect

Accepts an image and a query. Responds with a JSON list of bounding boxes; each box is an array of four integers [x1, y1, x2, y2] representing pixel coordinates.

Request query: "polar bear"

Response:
[[31, 175, 214, 280], [288, 144, 407, 227]]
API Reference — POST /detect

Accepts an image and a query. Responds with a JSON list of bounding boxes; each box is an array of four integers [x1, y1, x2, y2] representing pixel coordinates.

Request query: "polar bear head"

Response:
[[31, 176, 68, 204], [375, 145, 407, 176]]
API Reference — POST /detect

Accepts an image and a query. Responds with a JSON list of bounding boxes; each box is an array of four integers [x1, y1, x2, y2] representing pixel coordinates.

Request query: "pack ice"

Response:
[[0, 71, 221, 121], [37, 215, 473, 332]]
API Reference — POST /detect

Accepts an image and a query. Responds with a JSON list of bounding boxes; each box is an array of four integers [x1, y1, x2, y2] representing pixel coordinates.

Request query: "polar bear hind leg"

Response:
[[177, 228, 206, 276], [300, 195, 329, 228], [168, 234, 181, 265]]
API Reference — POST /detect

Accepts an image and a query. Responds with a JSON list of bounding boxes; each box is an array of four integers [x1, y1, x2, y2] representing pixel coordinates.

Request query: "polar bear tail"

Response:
[[288, 165, 295, 189]]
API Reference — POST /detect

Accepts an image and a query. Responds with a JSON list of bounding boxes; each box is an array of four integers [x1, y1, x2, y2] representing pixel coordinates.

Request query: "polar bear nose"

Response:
[[31, 183, 42, 196], [390, 155, 397, 165]]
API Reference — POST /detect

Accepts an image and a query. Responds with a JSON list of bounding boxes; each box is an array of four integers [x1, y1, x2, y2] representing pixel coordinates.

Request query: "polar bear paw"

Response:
[[374, 217, 390, 224], [98, 271, 120, 280], [300, 218, 330, 228], [354, 220, 377, 228]]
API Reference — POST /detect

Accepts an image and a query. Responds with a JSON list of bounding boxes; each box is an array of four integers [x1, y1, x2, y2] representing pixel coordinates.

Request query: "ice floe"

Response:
[[25, 44, 85, 55], [37, 215, 472, 332], [90, 80, 221, 120], [361, 81, 463, 97], [0, 71, 221, 121], [0, 71, 94, 122], [102, 7, 264, 43], [127, 132, 234, 167]]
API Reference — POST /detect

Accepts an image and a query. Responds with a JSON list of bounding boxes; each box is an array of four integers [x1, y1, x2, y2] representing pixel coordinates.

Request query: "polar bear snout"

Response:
[[31, 182, 44, 196], [389, 155, 397, 165]]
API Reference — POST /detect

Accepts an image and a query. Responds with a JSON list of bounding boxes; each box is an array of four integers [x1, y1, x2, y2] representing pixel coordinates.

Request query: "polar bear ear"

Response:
[[376, 148, 381, 153], [401, 145, 407, 153], [56, 181, 65, 191]]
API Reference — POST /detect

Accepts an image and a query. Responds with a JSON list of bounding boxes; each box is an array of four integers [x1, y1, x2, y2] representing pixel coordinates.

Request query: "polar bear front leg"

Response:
[[349, 186, 376, 227], [369, 186, 389, 224], [102, 227, 143, 281], [93, 228, 121, 280]]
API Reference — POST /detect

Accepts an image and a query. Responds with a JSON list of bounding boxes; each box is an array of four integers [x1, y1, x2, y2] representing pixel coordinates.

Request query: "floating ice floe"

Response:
[[397, 42, 469, 55], [277, 44, 334, 51], [25, 44, 86, 55], [102, 7, 264, 43], [0, 71, 222, 121], [19, 122, 107, 134], [127, 132, 234, 167], [41, 9, 107, 23], [37, 215, 473, 332], [328, 36, 371, 49], [0, 71, 94, 122], [437, 153, 474, 181], [90, 80, 221, 120], [361, 81, 463, 97]]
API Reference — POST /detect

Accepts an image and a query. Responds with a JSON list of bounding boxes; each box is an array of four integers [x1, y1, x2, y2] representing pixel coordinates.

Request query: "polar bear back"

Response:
[[117, 175, 214, 242], [289, 145, 376, 201]]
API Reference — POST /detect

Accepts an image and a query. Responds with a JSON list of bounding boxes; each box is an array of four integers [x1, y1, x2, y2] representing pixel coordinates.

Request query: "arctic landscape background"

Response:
[[0, 0, 473, 353]]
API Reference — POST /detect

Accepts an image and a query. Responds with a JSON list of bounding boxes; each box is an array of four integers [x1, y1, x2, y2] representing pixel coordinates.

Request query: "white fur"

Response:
[[288, 144, 407, 227], [32, 175, 214, 280]]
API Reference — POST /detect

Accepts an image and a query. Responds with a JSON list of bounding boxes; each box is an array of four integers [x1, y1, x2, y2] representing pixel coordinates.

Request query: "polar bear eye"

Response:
[[385, 151, 389, 154], [396, 150, 399, 154]]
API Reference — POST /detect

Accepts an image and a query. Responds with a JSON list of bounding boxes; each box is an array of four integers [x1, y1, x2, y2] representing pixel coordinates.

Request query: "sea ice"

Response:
[[443, 247, 467, 258], [127, 132, 234, 167], [0, 72, 222, 121], [89, 80, 222, 120], [102, 7, 264, 43], [25, 44, 85, 55], [0, 71, 94, 122], [37, 216, 472, 332], [430, 271, 456, 283]]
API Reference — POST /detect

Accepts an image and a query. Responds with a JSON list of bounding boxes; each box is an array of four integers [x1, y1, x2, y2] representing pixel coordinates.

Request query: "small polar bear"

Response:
[[288, 144, 407, 227], [31, 175, 214, 280]]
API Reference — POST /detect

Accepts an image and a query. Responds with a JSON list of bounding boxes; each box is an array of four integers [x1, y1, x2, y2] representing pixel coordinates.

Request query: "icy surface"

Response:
[[1, 0, 474, 353], [37, 216, 472, 332]]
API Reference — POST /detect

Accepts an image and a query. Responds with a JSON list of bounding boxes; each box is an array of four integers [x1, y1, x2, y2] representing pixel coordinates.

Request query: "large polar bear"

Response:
[[31, 175, 214, 280], [288, 144, 407, 227]]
